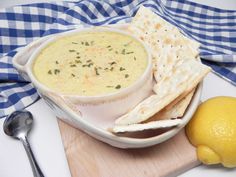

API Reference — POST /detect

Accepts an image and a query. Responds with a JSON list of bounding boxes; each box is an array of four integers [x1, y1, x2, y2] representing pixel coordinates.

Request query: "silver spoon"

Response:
[[3, 110, 44, 177]]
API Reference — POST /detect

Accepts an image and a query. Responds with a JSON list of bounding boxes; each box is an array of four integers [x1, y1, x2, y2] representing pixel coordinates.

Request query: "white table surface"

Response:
[[0, 1, 236, 177]]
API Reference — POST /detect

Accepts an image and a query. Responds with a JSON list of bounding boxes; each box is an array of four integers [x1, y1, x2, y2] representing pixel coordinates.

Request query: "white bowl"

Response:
[[29, 27, 153, 123], [13, 24, 202, 148]]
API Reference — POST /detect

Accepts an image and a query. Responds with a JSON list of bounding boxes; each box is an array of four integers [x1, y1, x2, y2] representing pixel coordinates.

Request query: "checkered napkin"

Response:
[[0, 0, 236, 118]]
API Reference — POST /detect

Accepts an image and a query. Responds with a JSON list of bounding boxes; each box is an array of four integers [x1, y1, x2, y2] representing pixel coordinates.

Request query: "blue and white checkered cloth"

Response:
[[0, 0, 236, 118]]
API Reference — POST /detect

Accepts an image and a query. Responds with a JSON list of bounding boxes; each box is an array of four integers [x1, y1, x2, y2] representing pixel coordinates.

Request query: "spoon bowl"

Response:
[[4, 111, 33, 139], [3, 110, 44, 177]]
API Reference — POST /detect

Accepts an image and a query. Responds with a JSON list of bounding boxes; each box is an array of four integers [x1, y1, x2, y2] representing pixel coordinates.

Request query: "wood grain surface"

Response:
[[58, 120, 200, 177]]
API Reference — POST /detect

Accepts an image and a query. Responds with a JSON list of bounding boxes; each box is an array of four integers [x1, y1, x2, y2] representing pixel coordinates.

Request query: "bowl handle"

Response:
[[12, 36, 51, 81], [12, 47, 32, 81]]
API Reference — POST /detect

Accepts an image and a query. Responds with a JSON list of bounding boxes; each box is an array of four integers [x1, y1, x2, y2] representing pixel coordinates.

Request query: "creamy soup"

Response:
[[33, 31, 148, 96]]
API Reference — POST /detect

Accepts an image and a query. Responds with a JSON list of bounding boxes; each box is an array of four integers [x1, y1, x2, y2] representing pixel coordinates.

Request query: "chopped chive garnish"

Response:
[[119, 67, 125, 71], [94, 67, 99, 75], [54, 69, 60, 75], [72, 42, 78, 44], [104, 67, 109, 71], [75, 60, 82, 64], [70, 64, 76, 67], [109, 61, 116, 65], [48, 70, 52, 74], [69, 49, 76, 52], [76, 52, 80, 54], [115, 85, 121, 89], [110, 67, 114, 71], [108, 48, 113, 51], [106, 45, 111, 48], [71, 73, 75, 77], [76, 56, 81, 59], [55, 61, 59, 64], [125, 74, 129, 78], [86, 59, 92, 63], [88, 63, 93, 67], [85, 41, 89, 46], [82, 64, 91, 67], [121, 49, 126, 55], [126, 51, 134, 54], [106, 86, 113, 88], [81, 41, 84, 45], [134, 56, 136, 60]]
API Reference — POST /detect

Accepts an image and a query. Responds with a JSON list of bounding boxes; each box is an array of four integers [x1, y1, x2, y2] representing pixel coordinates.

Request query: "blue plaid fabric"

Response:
[[0, 0, 236, 118]]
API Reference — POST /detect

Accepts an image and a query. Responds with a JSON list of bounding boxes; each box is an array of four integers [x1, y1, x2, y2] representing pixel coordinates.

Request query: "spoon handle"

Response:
[[20, 136, 45, 177]]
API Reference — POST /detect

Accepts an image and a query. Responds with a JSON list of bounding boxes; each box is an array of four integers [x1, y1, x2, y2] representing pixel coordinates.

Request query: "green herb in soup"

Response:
[[33, 31, 148, 96]]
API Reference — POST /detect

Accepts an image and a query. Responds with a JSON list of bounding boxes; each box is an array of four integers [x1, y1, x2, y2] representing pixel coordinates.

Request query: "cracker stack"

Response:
[[112, 6, 211, 133]]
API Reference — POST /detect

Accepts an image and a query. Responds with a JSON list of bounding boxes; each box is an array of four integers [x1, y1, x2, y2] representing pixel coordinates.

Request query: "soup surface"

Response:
[[33, 31, 148, 96]]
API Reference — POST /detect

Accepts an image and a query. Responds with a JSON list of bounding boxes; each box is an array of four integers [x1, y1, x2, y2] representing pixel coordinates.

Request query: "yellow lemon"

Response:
[[186, 96, 236, 168]]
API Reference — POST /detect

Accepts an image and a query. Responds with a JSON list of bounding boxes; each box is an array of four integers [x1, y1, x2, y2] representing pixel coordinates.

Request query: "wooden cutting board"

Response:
[[58, 120, 200, 177]]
